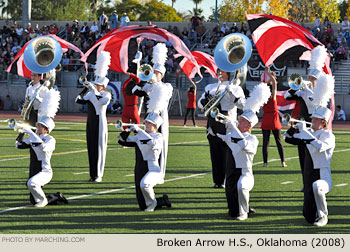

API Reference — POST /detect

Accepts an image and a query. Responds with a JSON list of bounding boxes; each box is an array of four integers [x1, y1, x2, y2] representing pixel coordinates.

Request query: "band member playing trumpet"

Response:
[[260, 69, 286, 168], [117, 112, 171, 211], [75, 51, 111, 182], [217, 83, 271, 220], [198, 68, 245, 188], [284, 107, 334, 226], [284, 45, 328, 189]]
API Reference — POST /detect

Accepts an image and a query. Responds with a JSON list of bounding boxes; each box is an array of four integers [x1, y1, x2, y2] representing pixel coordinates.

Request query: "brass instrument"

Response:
[[79, 76, 95, 91], [282, 113, 312, 129], [210, 107, 231, 124], [8, 118, 36, 133], [21, 36, 62, 121], [115, 120, 145, 130], [288, 73, 304, 91], [201, 33, 252, 118], [137, 64, 154, 82]]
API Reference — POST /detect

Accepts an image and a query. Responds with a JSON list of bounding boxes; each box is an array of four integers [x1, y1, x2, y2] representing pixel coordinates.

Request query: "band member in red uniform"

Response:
[[122, 73, 141, 125], [183, 84, 197, 127], [260, 69, 286, 167]]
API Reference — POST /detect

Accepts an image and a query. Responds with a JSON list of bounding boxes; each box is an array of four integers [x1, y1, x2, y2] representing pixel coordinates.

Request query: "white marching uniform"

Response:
[[284, 84, 315, 116], [285, 126, 335, 223], [218, 124, 258, 218], [132, 81, 173, 182], [198, 80, 245, 187], [16, 132, 55, 204], [296, 128, 335, 219], [25, 82, 48, 111], [76, 90, 111, 180], [124, 129, 163, 207]]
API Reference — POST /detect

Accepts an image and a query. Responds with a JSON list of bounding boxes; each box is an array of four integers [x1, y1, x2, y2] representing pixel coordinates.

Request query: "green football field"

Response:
[[0, 120, 349, 234]]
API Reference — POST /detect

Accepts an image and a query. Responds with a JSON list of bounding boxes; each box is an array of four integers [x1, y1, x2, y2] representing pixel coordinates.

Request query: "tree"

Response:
[[114, 0, 145, 21], [288, 0, 315, 23], [192, 0, 203, 13], [313, 0, 340, 23], [1, 0, 22, 19], [141, 0, 182, 22], [267, 0, 290, 18], [216, 0, 265, 22], [338, 0, 348, 19]]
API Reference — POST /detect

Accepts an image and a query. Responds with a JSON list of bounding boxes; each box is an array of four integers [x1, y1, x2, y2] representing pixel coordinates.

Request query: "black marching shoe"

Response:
[[213, 184, 225, 188], [156, 194, 172, 209], [248, 207, 256, 215]]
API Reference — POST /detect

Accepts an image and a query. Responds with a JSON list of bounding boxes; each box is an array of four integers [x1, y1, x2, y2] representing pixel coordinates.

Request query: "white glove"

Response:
[[226, 85, 244, 99], [21, 127, 33, 135], [296, 122, 306, 131], [224, 118, 234, 129], [132, 51, 142, 63], [130, 125, 140, 133]]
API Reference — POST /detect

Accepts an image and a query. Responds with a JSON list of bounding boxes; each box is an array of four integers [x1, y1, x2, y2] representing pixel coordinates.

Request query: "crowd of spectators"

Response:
[[2, 13, 350, 83]]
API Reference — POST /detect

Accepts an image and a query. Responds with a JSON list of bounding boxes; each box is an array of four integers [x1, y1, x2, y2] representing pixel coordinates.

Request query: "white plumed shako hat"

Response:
[[152, 43, 168, 76], [240, 110, 258, 127], [308, 45, 327, 79], [93, 51, 111, 87], [145, 112, 163, 129]]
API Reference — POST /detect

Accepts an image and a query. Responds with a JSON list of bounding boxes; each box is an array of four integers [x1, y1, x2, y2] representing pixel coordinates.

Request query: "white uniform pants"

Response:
[[140, 161, 162, 207], [27, 171, 53, 203], [237, 169, 254, 216], [313, 168, 332, 218]]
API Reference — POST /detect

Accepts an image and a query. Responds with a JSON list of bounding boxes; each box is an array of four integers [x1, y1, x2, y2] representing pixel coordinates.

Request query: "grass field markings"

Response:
[[55, 122, 86, 125], [73, 172, 89, 175], [0, 204, 32, 214], [169, 140, 207, 145], [281, 181, 295, 185], [125, 174, 134, 177], [55, 137, 87, 143], [335, 183, 348, 187], [0, 154, 29, 158]]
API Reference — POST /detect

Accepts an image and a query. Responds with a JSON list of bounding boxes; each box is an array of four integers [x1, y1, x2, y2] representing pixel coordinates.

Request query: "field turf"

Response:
[[0, 119, 349, 234]]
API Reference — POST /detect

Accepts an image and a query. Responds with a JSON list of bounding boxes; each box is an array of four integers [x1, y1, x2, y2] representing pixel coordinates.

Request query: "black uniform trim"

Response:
[[86, 101, 100, 179], [225, 151, 241, 217]]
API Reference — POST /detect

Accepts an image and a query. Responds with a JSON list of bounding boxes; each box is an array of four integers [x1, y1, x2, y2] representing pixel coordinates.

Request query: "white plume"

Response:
[[243, 82, 271, 113], [152, 43, 168, 66], [311, 73, 334, 107], [147, 83, 173, 113], [94, 51, 111, 78], [38, 89, 61, 118], [309, 45, 328, 70]]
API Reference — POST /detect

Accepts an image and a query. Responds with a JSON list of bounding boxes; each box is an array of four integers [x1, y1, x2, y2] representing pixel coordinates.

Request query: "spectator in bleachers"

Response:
[[220, 22, 230, 35], [72, 20, 79, 33], [120, 13, 130, 27], [80, 22, 90, 39], [190, 12, 202, 31], [189, 28, 197, 44], [173, 26, 181, 38], [183, 36, 191, 48], [323, 16, 330, 28], [99, 12, 108, 32], [313, 14, 321, 31], [167, 25, 173, 33], [3, 95, 13, 111], [342, 16, 350, 33], [240, 22, 248, 35], [230, 22, 239, 33], [110, 10, 119, 30], [196, 22, 206, 41], [34, 23, 40, 34], [182, 27, 189, 39], [335, 45, 346, 61], [15, 24, 23, 40], [335, 105, 346, 120], [11, 41, 21, 53], [343, 29, 350, 48]]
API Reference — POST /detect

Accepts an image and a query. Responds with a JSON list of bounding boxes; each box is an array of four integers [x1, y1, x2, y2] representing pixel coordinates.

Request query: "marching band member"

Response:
[[284, 46, 328, 185], [128, 43, 173, 182], [260, 70, 286, 168], [197, 69, 245, 188], [285, 73, 335, 226], [118, 112, 171, 211], [23, 72, 48, 127], [217, 83, 270, 220], [15, 86, 61, 207], [75, 51, 111, 182]]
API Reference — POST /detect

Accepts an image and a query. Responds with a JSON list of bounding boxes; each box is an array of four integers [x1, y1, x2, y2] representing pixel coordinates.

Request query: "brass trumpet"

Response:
[[115, 120, 145, 130], [282, 113, 312, 128], [210, 107, 231, 124], [137, 64, 154, 82], [8, 119, 36, 132], [79, 76, 95, 91], [288, 73, 304, 91]]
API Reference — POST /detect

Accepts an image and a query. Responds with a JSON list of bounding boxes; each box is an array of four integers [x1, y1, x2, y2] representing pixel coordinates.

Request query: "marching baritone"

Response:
[[23, 72, 48, 126], [284, 107, 335, 226], [198, 69, 245, 188], [75, 51, 111, 182], [117, 112, 171, 211]]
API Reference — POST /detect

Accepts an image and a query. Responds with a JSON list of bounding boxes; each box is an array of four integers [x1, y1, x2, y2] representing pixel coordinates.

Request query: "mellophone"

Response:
[[115, 120, 145, 130]]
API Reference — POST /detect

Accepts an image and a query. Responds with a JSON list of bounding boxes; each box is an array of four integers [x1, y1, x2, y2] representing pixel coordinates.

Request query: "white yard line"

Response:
[[73, 172, 89, 175], [335, 183, 348, 187], [281, 181, 294, 185]]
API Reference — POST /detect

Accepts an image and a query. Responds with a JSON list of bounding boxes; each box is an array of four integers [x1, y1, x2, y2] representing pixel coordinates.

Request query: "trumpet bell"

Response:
[[23, 36, 62, 74], [282, 113, 291, 124], [214, 33, 252, 73], [137, 64, 153, 82], [115, 120, 123, 130], [288, 73, 303, 91]]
